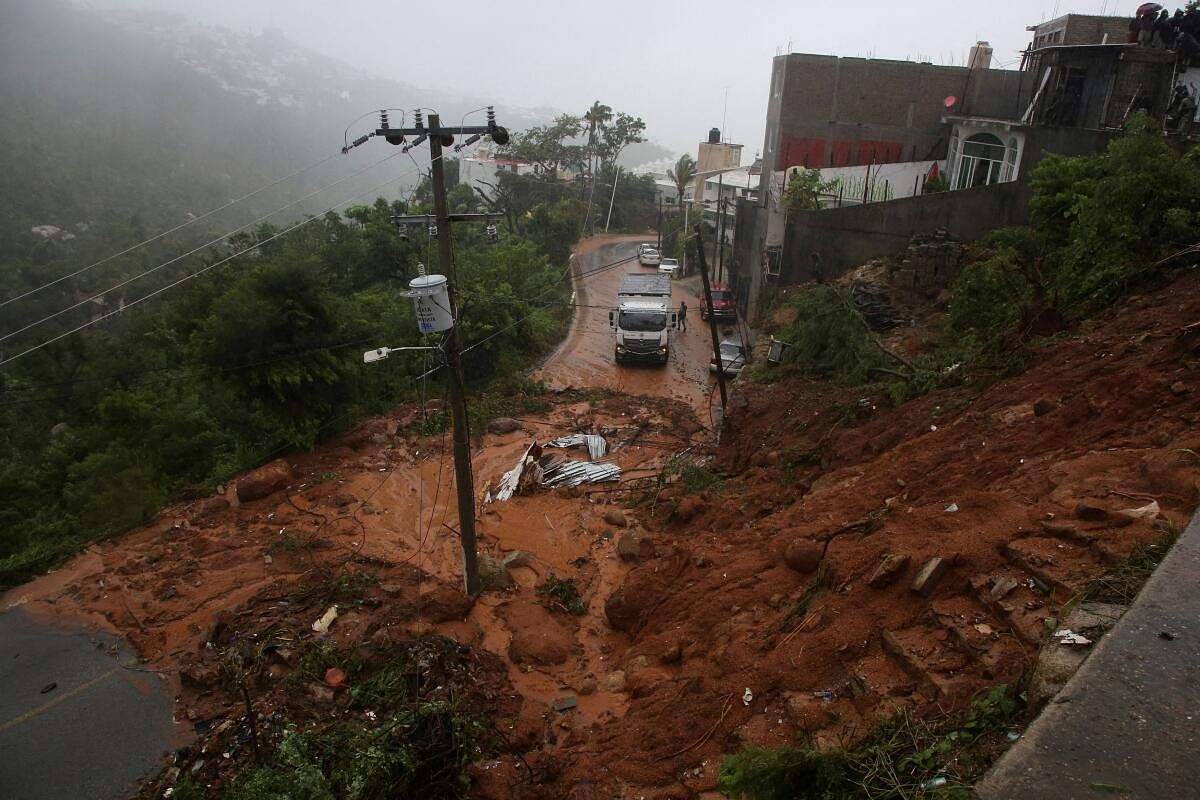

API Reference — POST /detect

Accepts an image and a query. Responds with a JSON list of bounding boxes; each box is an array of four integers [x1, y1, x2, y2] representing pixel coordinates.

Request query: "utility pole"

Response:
[[656, 195, 663, 251], [604, 166, 621, 232], [356, 108, 510, 595], [694, 224, 728, 411], [715, 174, 726, 283]]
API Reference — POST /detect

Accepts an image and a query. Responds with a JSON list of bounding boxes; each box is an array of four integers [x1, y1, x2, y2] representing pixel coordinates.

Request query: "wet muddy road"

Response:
[[535, 235, 739, 415]]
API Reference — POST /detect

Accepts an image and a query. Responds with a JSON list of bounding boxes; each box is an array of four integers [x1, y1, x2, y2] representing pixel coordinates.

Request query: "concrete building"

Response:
[[759, 53, 1030, 196], [1026, 14, 1131, 52], [693, 128, 743, 204]]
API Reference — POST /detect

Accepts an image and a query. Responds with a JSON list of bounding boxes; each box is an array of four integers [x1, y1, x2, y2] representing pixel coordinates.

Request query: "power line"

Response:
[[2, 150, 408, 345], [0, 150, 344, 309], [0, 161, 419, 369]]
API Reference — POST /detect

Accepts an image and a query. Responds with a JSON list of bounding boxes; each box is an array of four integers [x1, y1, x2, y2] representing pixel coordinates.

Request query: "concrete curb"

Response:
[[974, 509, 1200, 799]]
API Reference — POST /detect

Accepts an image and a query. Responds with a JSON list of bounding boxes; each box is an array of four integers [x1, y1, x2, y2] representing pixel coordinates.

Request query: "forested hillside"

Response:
[[0, 2, 665, 586]]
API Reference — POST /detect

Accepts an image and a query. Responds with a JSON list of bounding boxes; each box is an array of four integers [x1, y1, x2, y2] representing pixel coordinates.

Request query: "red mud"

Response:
[[6, 236, 1200, 799]]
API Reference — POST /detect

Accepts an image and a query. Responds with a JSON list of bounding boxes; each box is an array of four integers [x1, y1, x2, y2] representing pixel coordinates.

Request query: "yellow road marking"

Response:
[[0, 666, 120, 734]]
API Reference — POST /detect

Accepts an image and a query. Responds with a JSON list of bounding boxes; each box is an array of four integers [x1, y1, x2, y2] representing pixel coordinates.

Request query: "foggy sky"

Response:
[[91, 0, 1125, 163]]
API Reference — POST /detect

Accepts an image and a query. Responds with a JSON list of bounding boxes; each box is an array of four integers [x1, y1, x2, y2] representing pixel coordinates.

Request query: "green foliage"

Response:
[[923, 173, 949, 194], [0, 190, 577, 589], [782, 168, 839, 213], [661, 456, 723, 495], [777, 286, 889, 383], [1083, 521, 1182, 604], [718, 746, 849, 800], [535, 575, 586, 615], [667, 154, 697, 212], [1028, 117, 1200, 313], [719, 685, 1023, 800]]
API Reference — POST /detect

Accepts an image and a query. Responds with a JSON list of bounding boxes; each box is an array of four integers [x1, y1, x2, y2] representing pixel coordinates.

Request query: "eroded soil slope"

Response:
[[5, 250, 1200, 799]]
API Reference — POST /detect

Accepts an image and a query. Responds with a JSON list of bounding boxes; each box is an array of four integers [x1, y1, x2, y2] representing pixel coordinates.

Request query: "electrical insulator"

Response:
[[396, 224, 409, 241], [485, 224, 498, 242], [428, 225, 438, 238]]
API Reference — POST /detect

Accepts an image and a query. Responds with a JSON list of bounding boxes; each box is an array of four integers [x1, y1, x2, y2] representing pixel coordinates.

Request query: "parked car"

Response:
[[700, 282, 738, 321], [709, 338, 746, 375], [658, 258, 679, 276], [637, 243, 661, 266]]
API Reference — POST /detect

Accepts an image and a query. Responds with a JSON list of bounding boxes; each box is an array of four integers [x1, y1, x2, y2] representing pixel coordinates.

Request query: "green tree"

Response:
[[667, 153, 697, 210], [582, 101, 613, 177], [782, 168, 838, 213]]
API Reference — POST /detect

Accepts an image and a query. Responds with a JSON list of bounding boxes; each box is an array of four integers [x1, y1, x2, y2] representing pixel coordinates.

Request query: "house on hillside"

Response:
[[731, 12, 1188, 324]]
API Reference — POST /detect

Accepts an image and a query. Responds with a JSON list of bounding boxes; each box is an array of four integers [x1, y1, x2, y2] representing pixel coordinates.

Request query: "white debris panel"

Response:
[[546, 434, 608, 460]]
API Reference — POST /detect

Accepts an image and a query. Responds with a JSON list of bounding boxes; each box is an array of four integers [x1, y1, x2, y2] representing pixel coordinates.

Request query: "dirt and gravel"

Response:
[[5, 235, 1200, 799]]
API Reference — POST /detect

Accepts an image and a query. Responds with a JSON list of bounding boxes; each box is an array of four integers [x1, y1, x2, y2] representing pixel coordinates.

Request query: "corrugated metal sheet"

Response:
[[546, 434, 608, 460]]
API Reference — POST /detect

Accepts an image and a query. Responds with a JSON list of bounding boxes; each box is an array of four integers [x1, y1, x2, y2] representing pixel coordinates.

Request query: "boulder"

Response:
[[1073, 502, 1109, 522], [671, 496, 707, 523], [418, 582, 474, 622], [502, 550, 533, 569], [503, 603, 574, 666], [616, 529, 656, 562], [783, 539, 823, 574], [487, 417, 522, 435], [235, 459, 293, 503], [603, 509, 628, 528], [1032, 399, 1057, 417], [603, 671, 627, 692]]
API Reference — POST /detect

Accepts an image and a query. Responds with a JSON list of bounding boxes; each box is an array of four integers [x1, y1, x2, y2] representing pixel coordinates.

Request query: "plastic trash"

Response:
[[312, 605, 338, 634], [1053, 628, 1092, 645], [742, 687, 753, 706], [944, 502, 959, 513], [922, 776, 948, 789]]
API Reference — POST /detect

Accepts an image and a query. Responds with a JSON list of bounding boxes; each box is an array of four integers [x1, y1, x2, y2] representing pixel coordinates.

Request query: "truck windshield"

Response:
[[619, 310, 667, 332]]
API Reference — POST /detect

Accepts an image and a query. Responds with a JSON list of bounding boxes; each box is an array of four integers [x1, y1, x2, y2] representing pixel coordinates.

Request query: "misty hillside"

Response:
[[0, 1, 670, 302]]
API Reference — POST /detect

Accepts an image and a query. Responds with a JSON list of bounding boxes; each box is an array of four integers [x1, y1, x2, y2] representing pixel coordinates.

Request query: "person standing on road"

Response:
[[678, 301, 688, 332]]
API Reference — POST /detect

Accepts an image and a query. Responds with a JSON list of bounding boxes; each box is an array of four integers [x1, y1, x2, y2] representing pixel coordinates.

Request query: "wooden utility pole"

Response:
[[693, 224, 728, 411], [364, 108, 510, 595], [427, 114, 482, 595]]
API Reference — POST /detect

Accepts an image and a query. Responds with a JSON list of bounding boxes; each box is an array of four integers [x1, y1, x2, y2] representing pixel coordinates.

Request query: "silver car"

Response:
[[709, 339, 746, 375]]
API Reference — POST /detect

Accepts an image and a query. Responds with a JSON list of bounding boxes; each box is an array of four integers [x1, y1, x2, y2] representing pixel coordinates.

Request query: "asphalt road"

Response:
[[0, 608, 176, 800]]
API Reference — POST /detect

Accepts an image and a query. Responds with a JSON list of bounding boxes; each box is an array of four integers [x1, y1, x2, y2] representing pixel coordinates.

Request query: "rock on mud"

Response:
[[783, 539, 823, 574], [235, 459, 293, 503], [487, 417, 523, 434], [671, 496, 708, 523], [418, 582, 474, 622], [603, 509, 629, 528], [616, 529, 656, 562], [499, 601, 575, 666]]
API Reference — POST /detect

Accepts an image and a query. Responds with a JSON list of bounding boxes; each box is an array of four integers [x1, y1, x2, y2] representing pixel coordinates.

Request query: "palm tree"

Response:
[[667, 153, 697, 211], [583, 101, 613, 177]]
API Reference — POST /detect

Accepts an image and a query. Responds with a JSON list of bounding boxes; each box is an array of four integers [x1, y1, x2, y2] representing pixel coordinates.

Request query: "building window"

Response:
[[1043, 66, 1086, 126], [953, 133, 1007, 189]]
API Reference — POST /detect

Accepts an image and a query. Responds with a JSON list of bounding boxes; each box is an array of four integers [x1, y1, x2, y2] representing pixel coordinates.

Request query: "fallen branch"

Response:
[[660, 693, 736, 760]]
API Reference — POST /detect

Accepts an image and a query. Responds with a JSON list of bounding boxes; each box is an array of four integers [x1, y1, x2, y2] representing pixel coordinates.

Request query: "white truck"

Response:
[[609, 273, 676, 365]]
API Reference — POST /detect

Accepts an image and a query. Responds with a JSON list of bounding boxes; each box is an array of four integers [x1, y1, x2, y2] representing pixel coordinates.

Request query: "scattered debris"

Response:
[[540, 455, 619, 487], [1052, 629, 1092, 646], [944, 502, 959, 513], [311, 605, 338, 635], [911, 557, 950, 597], [546, 434, 608, 460], [742, 687, 753, 706], [551, 695, 578, 712], [868, 553, 910, 588]]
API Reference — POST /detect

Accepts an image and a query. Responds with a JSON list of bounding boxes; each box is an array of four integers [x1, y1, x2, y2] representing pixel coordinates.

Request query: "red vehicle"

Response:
[[700, 282, 737, 322]]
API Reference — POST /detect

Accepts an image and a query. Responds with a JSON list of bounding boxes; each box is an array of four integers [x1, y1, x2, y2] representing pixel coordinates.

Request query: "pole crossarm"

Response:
[[374, 125, 495, 137], [389, 213, 506, 224]]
